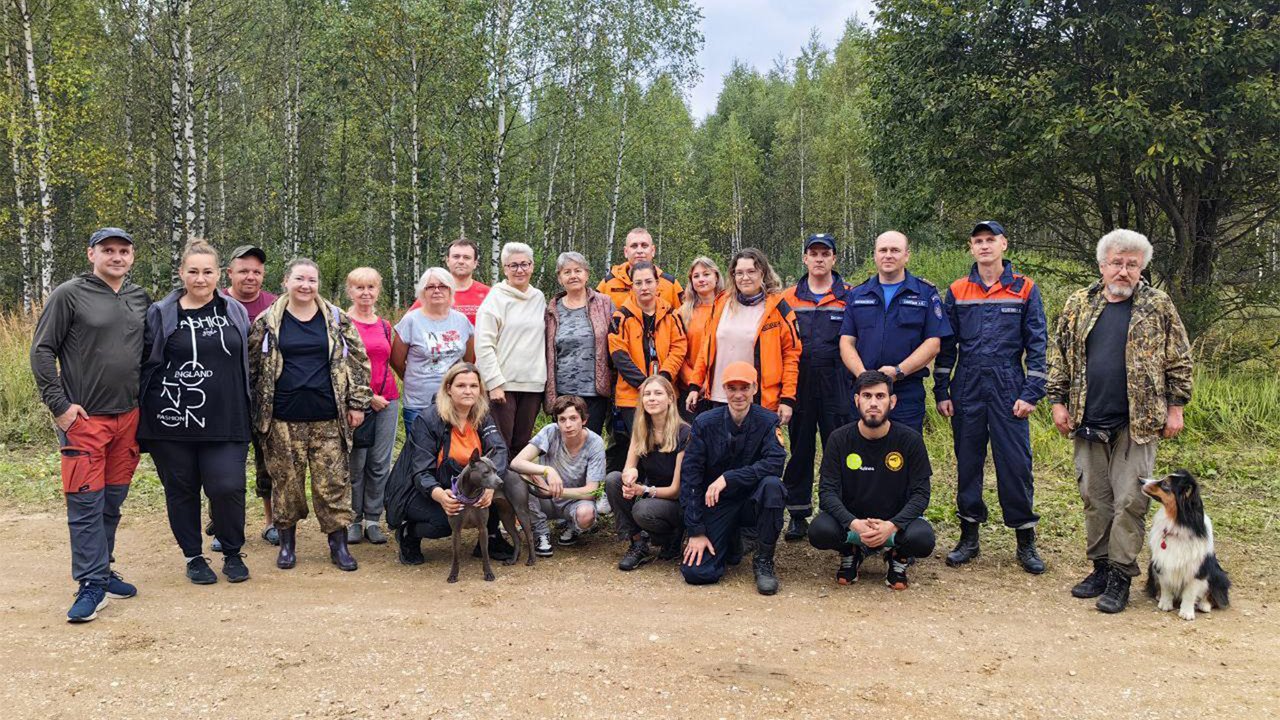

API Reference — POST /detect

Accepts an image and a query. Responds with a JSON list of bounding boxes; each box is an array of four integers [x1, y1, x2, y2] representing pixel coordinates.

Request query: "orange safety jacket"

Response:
[[608, 297, 688, 408], [678, 292, 724, 389], [689, 293, 802, 411], [598, 261, 684, 309]]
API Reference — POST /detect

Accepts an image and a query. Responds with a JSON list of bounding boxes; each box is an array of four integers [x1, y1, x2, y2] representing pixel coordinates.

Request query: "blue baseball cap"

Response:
[[88, 227, 134, 247], [805, 233, 837, 251], [971, 221, 1006, 237]]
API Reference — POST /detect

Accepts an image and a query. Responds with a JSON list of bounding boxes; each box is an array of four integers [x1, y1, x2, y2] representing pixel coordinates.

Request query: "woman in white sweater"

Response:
[[475, 241, 548, 455]]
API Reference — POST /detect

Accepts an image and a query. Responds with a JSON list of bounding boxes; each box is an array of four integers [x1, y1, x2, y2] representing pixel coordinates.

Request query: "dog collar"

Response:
[[451, 477, 483, 506]]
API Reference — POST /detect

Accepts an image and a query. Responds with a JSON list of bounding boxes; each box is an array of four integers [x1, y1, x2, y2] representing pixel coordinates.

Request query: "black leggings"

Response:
[[150, 440, 248, 557]]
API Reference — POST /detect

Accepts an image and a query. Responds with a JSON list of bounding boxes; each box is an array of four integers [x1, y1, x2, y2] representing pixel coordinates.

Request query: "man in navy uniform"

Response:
[[934, 221, 1048, 574], [780, 233, 853, 542], [839, 230, 952, 434]]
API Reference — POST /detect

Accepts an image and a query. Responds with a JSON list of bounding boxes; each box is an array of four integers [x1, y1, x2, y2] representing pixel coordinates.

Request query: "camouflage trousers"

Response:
[[261, 419, 353, 534]]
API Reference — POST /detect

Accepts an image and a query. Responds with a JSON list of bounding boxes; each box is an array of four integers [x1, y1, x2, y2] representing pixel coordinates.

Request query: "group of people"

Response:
[[30, 222, 1193, 623]]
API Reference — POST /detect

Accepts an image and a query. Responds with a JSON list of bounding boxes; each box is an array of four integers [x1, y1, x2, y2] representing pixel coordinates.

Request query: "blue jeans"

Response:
[[402, 406, 424, 437]]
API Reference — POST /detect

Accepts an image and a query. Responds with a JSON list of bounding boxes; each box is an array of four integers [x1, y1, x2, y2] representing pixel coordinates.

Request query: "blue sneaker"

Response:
[[106, 571, 138, 599], [210, 537, 223, 553], [67, 581, 108, 623]]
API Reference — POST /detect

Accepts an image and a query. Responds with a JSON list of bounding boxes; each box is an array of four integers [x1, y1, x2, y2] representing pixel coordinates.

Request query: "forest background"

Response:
[[0, 0, 1278, 577]]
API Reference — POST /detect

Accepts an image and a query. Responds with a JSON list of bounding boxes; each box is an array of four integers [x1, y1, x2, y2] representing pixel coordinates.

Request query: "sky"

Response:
[[688, 0, 878, 120]]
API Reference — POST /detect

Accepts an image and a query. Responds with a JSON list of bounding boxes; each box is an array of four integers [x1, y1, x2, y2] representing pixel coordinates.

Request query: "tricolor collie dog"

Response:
[[1142, 470, 1231, 621]]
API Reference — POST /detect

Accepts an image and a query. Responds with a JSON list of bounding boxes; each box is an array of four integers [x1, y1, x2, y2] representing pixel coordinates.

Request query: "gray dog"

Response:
[[448, 449, 536, 583]]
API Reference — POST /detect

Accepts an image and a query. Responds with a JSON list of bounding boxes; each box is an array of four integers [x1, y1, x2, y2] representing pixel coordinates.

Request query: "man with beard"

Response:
[[1047, 229, 1193, 614], [807, 370, 935, 591]]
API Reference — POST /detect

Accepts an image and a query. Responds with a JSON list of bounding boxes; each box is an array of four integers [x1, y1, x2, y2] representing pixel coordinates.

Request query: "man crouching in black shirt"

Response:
[[808, 370, 935, 590]]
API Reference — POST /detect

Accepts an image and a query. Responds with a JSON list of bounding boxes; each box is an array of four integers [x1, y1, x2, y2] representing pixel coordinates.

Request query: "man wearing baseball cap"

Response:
[[680, 361, 787, 595], [31, 227, 150, 622], [780, 233, 854, 542], [220, 244, 280, 546], [934, 221, 1048, 573]]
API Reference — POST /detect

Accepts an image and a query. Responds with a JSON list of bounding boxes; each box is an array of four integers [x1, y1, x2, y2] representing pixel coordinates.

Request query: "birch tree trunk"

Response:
[[487, 0, 512, 280], [15, 0, 54, 300], [604, 86, 629, 267], [409, 46, 421, 281], [182, 0, 197, 238], [4, 12, 31, 312], [168, 0, 187, 275], [387, 92, 401, 306]]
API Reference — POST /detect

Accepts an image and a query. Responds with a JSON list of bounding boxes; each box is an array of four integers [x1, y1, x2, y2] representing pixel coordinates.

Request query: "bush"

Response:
[[0, 313, 52, 444]]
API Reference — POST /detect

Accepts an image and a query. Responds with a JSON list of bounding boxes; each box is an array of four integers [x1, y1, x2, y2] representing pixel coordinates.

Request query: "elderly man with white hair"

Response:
[[1046, 229, 1194, 615]]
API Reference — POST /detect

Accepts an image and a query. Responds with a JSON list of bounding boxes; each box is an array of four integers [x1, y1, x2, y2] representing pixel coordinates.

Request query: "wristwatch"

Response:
[[894, 365, 904, 378]]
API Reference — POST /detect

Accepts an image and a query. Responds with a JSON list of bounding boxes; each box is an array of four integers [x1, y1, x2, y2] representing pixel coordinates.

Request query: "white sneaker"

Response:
[[595, 494, 612, 515], [557, 526, 580, 546], [534, 534, 554, 557]]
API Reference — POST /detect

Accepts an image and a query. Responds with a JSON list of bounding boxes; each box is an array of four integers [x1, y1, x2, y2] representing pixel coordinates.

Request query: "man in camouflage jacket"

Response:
[[1046, 229, 1193, 615]]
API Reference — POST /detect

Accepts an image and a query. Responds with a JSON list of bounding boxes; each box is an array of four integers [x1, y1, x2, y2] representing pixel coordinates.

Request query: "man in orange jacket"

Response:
[[598, 227, 684, 309]]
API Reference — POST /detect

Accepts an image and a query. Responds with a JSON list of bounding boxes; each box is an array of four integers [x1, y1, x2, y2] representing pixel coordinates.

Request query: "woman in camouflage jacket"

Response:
[[248, 258, 373, 572]]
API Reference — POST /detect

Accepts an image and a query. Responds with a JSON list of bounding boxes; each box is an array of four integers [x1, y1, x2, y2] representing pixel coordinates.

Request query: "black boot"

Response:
[[1096, 566, 1131, 614], [276, 526, 296, 570], [945, 520, 980, 567], [1071, 559, 1110, 598], [753, 545, 779, 596], [328, 529, 358, 572], [784, 515, 809, 543], [1016, 528, 1046, 574], [473, 533, 515, 562], [396, 525, 425, 566]]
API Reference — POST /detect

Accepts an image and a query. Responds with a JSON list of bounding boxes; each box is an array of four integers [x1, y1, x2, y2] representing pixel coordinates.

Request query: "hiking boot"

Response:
[[618, 538, 653, 571], [1096, 566, 1131, 614], [276, 526, 297, 569], [836, 548, 862, 586], [474, 533, 516, 561], [106, 571, 137, 599], [946, 520, 980, 567], [657, 534, 683, 561], [396, 526, 425, 565], [328, 529, 358, 571], [784, 515, 809, 543], [261, 525, 280, 546], [886, 552, 911, 591], [1016, 528, 1046, 575], [558, 526, 580, 546], [346, 523, 363, 545], [222, 553, 250, 583], [753, 546, 779, 596], [186, 556, 218, 585], [67, 581, 108, 623], [364, 523, 388, 545], [1071, 559, 1110, 598]]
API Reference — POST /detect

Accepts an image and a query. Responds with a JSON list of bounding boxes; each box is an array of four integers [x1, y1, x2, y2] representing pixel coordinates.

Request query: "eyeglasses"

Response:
[[423, 284, 450, 293], [733, 268, 761, 278], [1105, 259, 1142, 272], [504, 261, 533, 271]]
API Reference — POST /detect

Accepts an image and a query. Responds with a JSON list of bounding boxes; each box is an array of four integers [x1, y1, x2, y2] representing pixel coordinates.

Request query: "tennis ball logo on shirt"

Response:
[[845, 453, 862, 470]]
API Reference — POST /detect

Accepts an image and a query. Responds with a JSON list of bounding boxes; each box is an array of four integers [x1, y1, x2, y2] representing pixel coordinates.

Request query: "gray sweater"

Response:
[[30, 273, 150, 417]]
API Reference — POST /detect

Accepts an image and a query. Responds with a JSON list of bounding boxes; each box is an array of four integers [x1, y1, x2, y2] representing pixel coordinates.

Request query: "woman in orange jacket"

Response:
[[609, 262, 689, 432], [678, 257, 725, 418], [685, 248, 802, 423]]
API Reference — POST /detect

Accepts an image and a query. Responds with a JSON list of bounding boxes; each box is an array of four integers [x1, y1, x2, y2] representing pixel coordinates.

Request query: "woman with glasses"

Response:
[[474, 242, 547, 560], [685, 248, 802, 424], [543, 251, 614, 436], [391, 267, 474, 435]]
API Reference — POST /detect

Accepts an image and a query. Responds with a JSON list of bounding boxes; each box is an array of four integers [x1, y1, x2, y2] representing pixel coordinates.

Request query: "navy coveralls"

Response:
[[840, 271, 952, 434], [934, 260, 1048, 529], [680, 405, 787, 585], [781, 274, 853, 518]]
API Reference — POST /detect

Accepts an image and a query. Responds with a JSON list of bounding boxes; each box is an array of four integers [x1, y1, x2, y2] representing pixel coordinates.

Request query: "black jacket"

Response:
[[679, 404, 786, 537], [384, 400, 509, 529]]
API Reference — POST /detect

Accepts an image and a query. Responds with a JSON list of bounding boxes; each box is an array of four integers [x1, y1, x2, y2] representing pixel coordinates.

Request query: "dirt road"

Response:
[[2, 509, 1275, 719]]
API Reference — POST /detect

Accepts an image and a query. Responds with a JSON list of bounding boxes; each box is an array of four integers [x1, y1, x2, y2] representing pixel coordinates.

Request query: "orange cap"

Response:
[[721, 361, 758, 387]]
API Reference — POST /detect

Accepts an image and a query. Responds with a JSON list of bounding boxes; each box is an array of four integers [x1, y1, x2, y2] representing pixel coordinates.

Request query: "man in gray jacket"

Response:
[[30, 228, 150, 623]]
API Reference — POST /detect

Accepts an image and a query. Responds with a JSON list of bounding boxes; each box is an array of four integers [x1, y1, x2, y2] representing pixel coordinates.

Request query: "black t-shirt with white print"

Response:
[[139, 296, 251, 442]]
